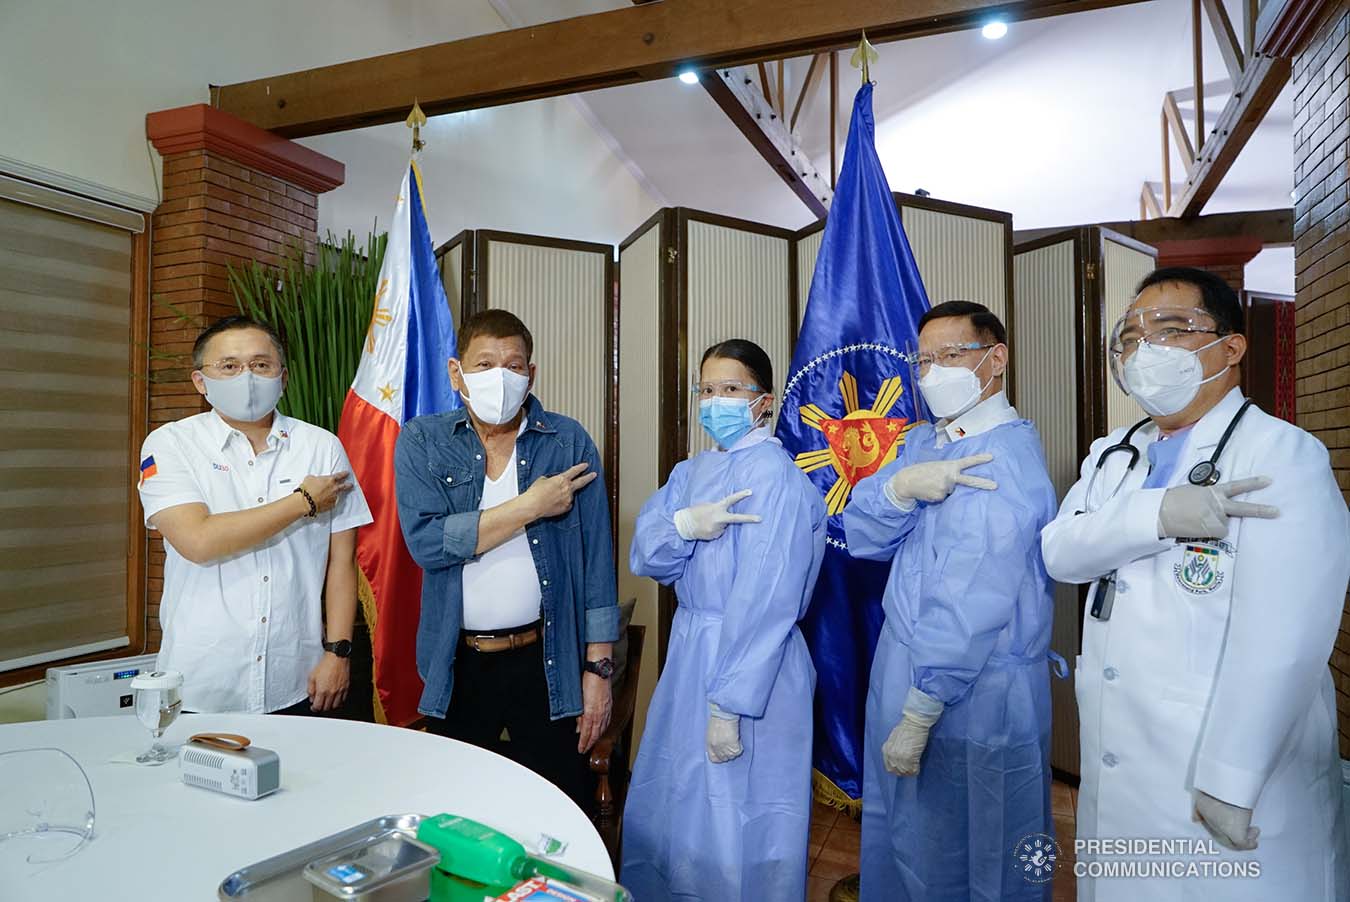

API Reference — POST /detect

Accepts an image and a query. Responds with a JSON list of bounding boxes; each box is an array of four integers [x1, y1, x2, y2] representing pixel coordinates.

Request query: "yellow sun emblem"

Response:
[[794, 371, 917, 515], [365, 279, 393, 353]]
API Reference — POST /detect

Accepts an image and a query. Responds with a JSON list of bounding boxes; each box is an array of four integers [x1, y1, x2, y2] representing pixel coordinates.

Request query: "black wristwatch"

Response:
[[323, 639, 353, 659], [583, 657, 616, 680]]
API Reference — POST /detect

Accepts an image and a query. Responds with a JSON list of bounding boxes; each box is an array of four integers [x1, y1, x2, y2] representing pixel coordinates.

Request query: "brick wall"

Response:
[[143, 105, 341, 651], [1293, 0, 1350, 758], [1154, 237, 1262, 294]]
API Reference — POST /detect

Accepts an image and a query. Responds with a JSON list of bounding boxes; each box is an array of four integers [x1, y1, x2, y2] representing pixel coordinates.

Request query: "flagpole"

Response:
[[405, 100, 427, 154]]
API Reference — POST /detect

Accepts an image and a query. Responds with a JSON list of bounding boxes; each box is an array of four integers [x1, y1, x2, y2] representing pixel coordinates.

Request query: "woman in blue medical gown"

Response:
[[621, 339, 827, 902]]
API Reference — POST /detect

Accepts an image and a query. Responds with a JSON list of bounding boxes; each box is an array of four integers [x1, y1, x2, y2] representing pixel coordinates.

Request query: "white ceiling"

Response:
[[497, 0, 1293, 234]]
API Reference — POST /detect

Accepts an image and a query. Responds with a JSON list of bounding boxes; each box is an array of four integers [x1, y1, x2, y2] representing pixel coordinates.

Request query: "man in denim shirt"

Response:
[[394, 310, 619, 804]]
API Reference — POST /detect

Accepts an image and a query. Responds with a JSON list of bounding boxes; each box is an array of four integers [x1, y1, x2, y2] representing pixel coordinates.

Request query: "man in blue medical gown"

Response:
[[845, 301, 1059, 901]]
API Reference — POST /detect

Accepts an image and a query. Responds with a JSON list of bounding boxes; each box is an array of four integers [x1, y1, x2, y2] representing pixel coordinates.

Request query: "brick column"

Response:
[[143, 104, 344, 648], [1292, 1, 1350, 757], [1154, 236, 1263, 293]]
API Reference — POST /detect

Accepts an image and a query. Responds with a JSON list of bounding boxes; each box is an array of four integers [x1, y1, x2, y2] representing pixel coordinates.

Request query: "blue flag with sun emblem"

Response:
[[776, 81, 930, 809]]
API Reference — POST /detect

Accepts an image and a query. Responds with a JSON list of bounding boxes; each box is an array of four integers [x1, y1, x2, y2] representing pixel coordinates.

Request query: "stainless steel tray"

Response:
[[218, 814, 428, 901]]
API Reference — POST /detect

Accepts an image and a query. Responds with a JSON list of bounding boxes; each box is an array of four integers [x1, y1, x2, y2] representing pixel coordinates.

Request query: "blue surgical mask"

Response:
[[699, 395, 766, 449]]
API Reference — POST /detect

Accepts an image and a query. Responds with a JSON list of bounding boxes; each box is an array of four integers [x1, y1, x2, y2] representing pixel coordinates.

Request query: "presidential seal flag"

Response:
[[776, 81, 930, 811], [337, 160, 459, 727]]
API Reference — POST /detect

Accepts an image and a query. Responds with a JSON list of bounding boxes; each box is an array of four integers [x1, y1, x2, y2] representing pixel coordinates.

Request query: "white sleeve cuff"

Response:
[[673, 507, 697, 542], [903, 686, 944, 723], [883, 478, 917, 513]]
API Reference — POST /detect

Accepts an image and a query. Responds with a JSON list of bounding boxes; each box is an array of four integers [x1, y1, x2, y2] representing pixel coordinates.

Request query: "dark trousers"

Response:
[[425, 635, 591, 809]]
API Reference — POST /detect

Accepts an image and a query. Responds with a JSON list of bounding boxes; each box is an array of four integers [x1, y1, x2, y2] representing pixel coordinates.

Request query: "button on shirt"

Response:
[[137, 410, 372, 713]]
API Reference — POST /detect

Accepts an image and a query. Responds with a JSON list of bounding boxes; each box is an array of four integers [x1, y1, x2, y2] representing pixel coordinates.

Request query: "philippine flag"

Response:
[[337, 161, 458, 726]]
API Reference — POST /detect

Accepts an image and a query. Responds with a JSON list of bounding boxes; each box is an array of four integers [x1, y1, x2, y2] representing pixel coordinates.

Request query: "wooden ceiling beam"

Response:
[[1166, 52, 1290, 217], [1201, 0, 1246, 82], [790, 54, 826, 133], [215, 0, 1154, 138], [1013, 208, 1294, 247]]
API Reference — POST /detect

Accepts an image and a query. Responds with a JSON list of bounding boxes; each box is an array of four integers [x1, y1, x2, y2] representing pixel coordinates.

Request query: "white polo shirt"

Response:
[[137, 410, 372, 713]]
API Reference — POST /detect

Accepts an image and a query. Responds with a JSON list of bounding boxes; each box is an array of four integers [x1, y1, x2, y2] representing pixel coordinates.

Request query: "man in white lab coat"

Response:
[[1042, 266, 1349, 901]]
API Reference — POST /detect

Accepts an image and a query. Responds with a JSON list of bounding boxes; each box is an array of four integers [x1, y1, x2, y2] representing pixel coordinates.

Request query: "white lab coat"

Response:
[[1042, 389, 1350, 901]]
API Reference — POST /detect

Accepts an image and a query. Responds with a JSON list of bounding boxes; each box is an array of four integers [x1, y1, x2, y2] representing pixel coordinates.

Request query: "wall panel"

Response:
[[617, 220, 663, 756], [1103, 238, 1156, 432], [685, 219, 792, 455], [901, 206, 1009, 325], [1013, 236, 1082, 778], [795, 225, 824, 329], [479, 236, 610, 447]]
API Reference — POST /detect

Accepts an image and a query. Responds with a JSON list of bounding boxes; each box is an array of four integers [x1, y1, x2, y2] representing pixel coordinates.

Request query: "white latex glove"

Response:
[[886, 454, 997, 508], [881, 688, 944, 777], [706, 704, 743, 763], [674, 489, 762, 542], [1193, 790, 1260, 851], [1157, 477, 1279, 539]]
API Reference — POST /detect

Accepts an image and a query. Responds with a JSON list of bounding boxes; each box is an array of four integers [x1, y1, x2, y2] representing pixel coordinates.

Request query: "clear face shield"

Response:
[[903, 342, 933, 423], [904, 340, 995, 423], [1107, 305, 1226, 393]]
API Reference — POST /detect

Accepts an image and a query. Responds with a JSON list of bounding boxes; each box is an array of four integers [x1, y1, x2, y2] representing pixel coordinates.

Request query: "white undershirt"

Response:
[[461, 447, 543, 631]]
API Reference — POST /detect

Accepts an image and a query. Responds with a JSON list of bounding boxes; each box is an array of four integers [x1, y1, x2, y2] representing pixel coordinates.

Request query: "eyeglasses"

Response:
[[1109, 306, 1229, 361], [199, 358, 284, 378], [910, 343, 993, 373], [692, 380, 762, 398]]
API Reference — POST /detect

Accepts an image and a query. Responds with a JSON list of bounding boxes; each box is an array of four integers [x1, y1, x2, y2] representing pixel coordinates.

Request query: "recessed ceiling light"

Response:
[[678, 69, 700, 85], [982, 21, 1008, 40]]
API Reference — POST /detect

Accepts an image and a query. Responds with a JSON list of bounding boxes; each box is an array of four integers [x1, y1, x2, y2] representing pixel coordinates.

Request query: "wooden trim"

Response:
[[145, 104, 344, 193], [1163, 92, 1197, 168], [790, 54, 825, 132], [656, 209, 681, 672], [1140, 182, 1164, 219], [680, 207, 799, 239], [1084, 229, 1109, 456], [127, 220, 150, 658], [1012, 208, 1293, 247], [476, 229, 614, 257], [776, 60, 786, 120], [1154, 235, 1263, 266], [1003, 216, 1017, 406], [1161, 109, 1172, 211], [1012, 228, 1082, 255], [1098, 225, 1159, 259], [830, 52, 839, 190], [608, 268, 621, 564], [893, 191, 1013, 226], [794, 218, 827, 242], [215, 0, 1156, 137], [1256, 0, 1330, 56], [702, 72, 830, 218], [1167, 53, 1291, 217], [757, 61, 773, 106], [433, 229, 476, 326], [1193, 0, 1206, 153], [1202, 0, 1246, 83], [619, 209, 668, 255]]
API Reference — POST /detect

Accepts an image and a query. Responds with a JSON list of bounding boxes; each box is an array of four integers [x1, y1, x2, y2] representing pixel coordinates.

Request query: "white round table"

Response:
[[0, 713, 612, 901]]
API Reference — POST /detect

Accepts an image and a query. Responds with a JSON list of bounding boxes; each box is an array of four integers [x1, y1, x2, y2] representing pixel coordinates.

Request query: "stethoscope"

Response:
[[1084, 398, 1254, 620]]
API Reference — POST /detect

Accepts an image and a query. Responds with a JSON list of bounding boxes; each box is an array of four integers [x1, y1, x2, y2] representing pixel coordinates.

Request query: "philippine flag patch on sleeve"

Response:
[[139, 455, 157, 484]]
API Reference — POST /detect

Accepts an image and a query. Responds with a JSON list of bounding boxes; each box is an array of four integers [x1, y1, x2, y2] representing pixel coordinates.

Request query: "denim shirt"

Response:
[[393, 395, 619, 719]]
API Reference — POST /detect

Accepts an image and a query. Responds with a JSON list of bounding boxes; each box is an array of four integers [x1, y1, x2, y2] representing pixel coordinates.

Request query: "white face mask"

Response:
[[1122, 337, 1228, 417], [918, 348, 993, 420], [200, 372, 285, 423], [459, 367, 530, 425]]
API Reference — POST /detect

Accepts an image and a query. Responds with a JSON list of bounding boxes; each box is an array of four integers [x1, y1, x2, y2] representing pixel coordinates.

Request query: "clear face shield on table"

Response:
[[0, 747, 96, 864]]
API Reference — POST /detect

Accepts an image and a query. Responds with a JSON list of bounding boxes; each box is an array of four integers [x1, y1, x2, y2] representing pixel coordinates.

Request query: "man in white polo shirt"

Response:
[[137, 316, 372, 714]]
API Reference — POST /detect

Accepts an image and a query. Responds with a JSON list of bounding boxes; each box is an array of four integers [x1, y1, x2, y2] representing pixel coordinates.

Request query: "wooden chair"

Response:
[[588, 623, 645, 870]]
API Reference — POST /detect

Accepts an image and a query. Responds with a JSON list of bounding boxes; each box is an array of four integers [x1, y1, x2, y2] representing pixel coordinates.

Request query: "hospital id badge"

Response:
[[1090, 572, 1116, 621]]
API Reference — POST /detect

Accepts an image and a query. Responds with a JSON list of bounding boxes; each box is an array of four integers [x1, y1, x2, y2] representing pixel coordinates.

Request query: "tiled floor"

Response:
[[806, 780, 1079, 902]]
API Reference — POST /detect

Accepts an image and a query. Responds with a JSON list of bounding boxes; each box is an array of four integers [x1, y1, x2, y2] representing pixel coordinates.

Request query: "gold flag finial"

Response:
[[850, 31, 879, 84], [405, 100, 428, 153]]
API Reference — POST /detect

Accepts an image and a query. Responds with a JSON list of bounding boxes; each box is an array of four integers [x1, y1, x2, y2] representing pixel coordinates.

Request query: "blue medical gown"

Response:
[[843, 420, 1058, 902], [621, 437, 827, 901]]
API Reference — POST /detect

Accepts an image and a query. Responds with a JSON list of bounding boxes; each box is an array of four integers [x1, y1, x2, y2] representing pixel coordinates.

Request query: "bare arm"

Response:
[[475, 463, 599, 556], [323, 528, 359, 644], [149, 473, 351, 564]]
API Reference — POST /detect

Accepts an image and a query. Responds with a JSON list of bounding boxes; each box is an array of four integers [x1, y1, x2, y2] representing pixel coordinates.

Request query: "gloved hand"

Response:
[[1193, 790, 1260, 851], [1157, 477, 1279, 539], [674, 489, 762, 542], [881, 687, 944, 776], [886, 454, 997, 508], [706, 704, 743, 763]]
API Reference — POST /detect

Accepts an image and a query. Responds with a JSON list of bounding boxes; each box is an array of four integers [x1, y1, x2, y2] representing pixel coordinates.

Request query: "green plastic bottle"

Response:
[[416, 814, 632, 902]]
